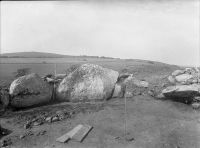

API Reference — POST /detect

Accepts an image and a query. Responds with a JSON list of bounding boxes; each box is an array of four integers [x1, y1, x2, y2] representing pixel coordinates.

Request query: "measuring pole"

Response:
[[124, 86, 127, 138], [53, 63, 57, 101]]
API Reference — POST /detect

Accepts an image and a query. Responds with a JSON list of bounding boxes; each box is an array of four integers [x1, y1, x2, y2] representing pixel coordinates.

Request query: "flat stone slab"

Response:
[[56, 124, 83, 143], [72, 124, 93, 142]]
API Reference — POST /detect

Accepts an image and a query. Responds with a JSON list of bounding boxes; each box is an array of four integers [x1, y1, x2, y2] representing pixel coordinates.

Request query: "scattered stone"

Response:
[[52, 116, 59, 122], [125, 135, 134, 142], [36, 130, 46, 136], [33, 121, 43, 126], [45, 117, 52, 123], [24, 121, 31, 129], [156, 93, 165, 99], [192, 102, 200, 109], [148, 90, 155, 97], [27, 131, 34, 136], [19, 134, 25, 139], [193, 96, 200, 102], [124, 91, 133, 98]]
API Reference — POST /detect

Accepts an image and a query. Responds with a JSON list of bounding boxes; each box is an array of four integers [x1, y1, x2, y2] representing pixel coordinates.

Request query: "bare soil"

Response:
[[1, 96, 200, 148]]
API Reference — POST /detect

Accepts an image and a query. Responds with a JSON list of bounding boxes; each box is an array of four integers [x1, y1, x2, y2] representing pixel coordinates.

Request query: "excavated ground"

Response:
[[1, 95, 200, 148]]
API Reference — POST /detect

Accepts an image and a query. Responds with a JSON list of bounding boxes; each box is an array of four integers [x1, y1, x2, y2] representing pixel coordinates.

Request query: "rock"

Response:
[[162, 84, 200, 98], [20, 134, 25, 139], [45, 117, 52, 123], [192, 102, 200, 109], [124, 91, 134, 98], [33, 121, 43, 126], [26, 131, 34, 136], [24, 121, 31, 129], [193, 96, 200, 102], [57, 64, 119, 101], [185, 68, 196, 75], [9, 73, 52, 108], [156, 93, 165, 99], [56, 111, 65, 120], [112, 83, 124, 98], [168, 76, 176, 84], [148, 90, 155, 97], [172, 70, 185, 76], [36, 130, 46, 136], [175, 74, 193, 84], [52, 116, 59, 122]]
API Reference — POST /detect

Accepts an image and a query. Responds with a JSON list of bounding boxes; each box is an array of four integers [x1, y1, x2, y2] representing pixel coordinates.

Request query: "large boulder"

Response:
[[56, 64, 119, 101], [9, 73, 52, 108], [162, 84, 200, 98]]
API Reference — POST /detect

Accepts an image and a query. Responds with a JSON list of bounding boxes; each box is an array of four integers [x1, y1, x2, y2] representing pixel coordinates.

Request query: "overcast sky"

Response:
[[1, 0, 199, 66]]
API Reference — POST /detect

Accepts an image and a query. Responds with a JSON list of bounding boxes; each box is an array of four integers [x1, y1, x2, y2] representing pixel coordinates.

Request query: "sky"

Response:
[[1, 0, 199, 66]]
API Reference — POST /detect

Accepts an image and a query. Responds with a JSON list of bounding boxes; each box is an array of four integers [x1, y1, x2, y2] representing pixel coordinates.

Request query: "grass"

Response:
[[0, 57, 179, 88]]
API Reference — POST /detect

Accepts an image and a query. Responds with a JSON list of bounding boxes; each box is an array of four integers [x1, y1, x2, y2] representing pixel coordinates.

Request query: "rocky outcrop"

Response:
[[9, 73, 52, 108], [167, 67, 199, 85], [56, 64, 119, 101], [161, 67, 200, 104]]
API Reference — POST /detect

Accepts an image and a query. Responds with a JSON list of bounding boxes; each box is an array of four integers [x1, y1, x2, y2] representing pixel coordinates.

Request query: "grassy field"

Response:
[[0, 57, 179, 88]]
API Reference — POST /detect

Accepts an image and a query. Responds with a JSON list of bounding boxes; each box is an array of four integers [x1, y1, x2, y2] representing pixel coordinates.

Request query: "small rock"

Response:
[[52, 116, 59, 122], [156, 93, 165, 99], [125, 133, 135, 142], [36, 130, 46, 136], [45, 117, 52, 123], [27, 131, 34, 136], [24, 121, 31, 129], [193, 96, 200, 101], [192, 102, 200, 109], [19, 134, 25, 139], [125, 136, 134, 142], [124, 91, 133, 98], [33, 121, 42, 126], [148, 90, 154, 97]]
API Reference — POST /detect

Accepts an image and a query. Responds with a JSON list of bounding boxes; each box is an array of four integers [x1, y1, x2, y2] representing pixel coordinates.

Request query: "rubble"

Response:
[[161, 67, 200, 104]]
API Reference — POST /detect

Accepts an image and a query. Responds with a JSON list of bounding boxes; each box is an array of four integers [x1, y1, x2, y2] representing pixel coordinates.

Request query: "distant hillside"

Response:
[[0, 52, 66, 58], [0, 52, 114, 59]]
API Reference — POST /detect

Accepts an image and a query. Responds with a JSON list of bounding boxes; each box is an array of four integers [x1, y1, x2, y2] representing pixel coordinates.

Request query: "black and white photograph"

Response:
[[0, 0, 199, 147]]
